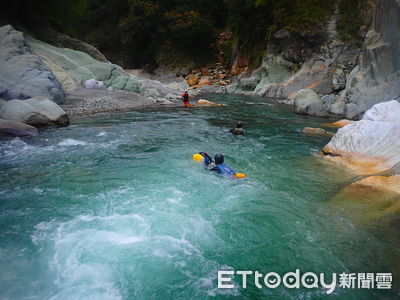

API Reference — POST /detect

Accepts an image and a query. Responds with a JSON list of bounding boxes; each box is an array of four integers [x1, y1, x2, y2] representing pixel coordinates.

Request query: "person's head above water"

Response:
[[215, 153, 224, 165], [236, 122, 243, 128]]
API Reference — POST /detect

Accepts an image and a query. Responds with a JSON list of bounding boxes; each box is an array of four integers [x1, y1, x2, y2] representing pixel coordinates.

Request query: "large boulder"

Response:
[[294, 89, 327, 117], [0, 25, 65, 103], [302, 127, 334, 138], [238, 77, 260, 91], [0, 119, 38, 137], [0, 96, 69, 126], [27, 37, 143, 94], [361, 100, 400, 122], [323, 100, 400, 175]]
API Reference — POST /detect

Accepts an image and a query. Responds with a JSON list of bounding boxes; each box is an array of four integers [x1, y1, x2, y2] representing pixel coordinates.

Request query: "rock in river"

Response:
[[302, 127, 334, 138], [322, 100, 400, 175], [0, 96, 69, 127], [294, 89, 327, 117], [0, 119, 39, 137]]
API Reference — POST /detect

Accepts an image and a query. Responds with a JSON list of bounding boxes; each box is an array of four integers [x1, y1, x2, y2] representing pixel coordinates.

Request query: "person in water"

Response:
[[210, 153, 236, 176], [230, 121, 244, 135], [182, 91, 190, 107], [198, 152, 213, 166]]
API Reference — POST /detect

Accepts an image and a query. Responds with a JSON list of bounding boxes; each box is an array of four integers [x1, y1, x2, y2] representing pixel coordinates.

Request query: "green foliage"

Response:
[[36, 0, 90, 36], [274, 0, 333, 31], [224, 0, 334, 66], [337, 0, 364, 41], [10, 0, 365, 69]]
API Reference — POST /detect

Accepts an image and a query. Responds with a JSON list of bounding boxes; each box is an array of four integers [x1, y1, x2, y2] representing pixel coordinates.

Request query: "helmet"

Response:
[[236, 122, 243, 128], [214, 153, 224, 164]]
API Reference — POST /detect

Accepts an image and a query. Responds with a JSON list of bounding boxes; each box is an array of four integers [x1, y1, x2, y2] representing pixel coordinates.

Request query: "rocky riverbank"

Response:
[[0, 25, 188, 137], [195, 0, 400, 121], [321, 100, 400, 221]]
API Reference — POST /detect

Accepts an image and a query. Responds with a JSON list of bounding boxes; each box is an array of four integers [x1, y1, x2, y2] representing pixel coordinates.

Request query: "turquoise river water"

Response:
[[0, 94, 399, 299]]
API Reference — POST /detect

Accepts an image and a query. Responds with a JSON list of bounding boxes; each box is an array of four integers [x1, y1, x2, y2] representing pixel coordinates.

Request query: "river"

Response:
[[0, 93, 398, 299]]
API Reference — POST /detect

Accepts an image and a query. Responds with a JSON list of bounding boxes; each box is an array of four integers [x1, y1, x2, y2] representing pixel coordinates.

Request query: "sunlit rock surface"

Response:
[[302, 127, 334, 138], [322, 119, 355, 128], [323, 100, 400, 175]]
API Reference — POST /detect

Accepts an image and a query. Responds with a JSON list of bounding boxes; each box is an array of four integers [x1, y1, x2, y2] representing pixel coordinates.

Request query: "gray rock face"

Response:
[[0, 96, 69, 126], [294, 89, 327, 117], [332, 68, 346, 91], [0, 119, 39, 137], [341, 0, 400, 119], [238, 77, 260, 91], [0, 25, 65, 103]]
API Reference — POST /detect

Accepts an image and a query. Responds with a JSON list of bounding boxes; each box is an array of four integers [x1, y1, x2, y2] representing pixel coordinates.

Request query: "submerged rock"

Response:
[[0, 25, 65, 103], [196, 99, 225, 106], [0, 96, 69, 126], [0, 119, 39, 137], [330, 175, 400, 225], [294, 89, 327, 117], [302, 127, 334, 138]]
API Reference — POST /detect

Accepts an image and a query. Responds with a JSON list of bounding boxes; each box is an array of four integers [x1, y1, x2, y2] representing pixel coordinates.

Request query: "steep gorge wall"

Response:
[[227, 0, 400, 120], [343, 0, 400, 118]]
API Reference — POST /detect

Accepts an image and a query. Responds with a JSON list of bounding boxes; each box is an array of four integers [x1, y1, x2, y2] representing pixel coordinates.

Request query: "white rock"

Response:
[[323, 100, 400, 174], [324, 120, 400, 170], [362, 100, 400, 122], [83, 79, 105, 89], [0, 96, 69, 126]]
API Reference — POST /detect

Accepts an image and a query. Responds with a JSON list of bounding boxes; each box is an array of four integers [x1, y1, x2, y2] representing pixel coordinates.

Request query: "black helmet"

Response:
[[215, 153, 224, 164], [236, 121, 243, 128]]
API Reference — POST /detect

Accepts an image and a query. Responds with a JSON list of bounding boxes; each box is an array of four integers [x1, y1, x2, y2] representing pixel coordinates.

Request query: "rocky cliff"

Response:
[[226, 0, 400, 120], [341, 0, 400, 119]]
